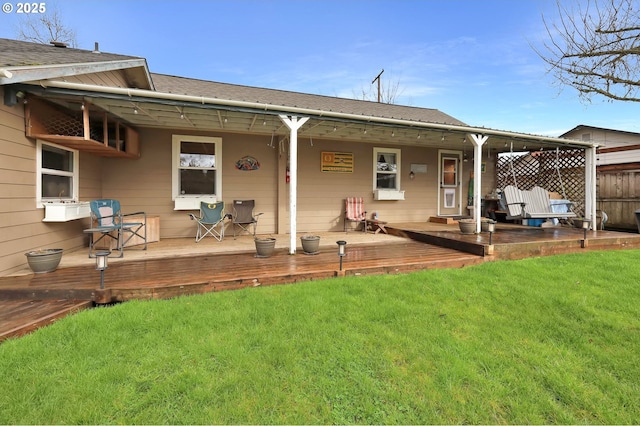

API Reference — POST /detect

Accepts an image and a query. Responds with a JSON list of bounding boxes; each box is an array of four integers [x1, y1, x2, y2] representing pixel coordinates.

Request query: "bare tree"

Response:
[[17, 6, 77, 47], [539, 0, 640, 103]]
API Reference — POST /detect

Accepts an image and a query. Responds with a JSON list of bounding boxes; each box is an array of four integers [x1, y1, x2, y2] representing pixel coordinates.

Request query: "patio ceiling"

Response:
[[24, 82, 591, 153]]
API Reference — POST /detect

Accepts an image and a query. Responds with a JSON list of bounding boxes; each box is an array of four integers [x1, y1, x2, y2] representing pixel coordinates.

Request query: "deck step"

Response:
[[429, 216, 458, 224]]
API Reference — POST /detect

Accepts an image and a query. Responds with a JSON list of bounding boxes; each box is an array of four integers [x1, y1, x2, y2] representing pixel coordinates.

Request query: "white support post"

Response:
[[467, 134, 488, 233], [585, 146, 597, 229], [279, 115, 309, 254]]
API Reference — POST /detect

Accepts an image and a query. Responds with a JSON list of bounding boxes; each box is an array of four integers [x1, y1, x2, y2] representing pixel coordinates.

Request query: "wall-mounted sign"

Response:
[[321, 152, 353, 173], [235, 156, 260, 171]]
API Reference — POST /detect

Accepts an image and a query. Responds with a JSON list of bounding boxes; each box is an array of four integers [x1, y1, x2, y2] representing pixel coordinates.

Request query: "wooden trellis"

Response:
[[496, 149, 586, 217]]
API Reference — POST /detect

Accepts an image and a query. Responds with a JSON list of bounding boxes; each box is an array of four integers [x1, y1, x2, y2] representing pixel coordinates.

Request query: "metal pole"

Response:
[[372, 69, 384, 103]]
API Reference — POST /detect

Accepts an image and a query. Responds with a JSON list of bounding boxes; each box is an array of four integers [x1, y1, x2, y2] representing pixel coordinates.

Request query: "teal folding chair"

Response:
[[189, 202, 226, 242], [84, 199, 147, 258]]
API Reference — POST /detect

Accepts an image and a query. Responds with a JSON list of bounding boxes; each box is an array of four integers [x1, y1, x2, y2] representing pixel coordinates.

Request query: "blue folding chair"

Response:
[[189, 202, 226, 242], [84, 199, 147, 258]]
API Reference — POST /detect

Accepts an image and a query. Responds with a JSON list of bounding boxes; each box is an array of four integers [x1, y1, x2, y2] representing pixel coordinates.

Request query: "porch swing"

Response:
[[501, 144, 577, 221]]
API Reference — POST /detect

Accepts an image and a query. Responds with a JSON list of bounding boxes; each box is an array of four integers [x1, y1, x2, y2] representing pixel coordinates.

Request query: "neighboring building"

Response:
[[0, 38, 597, 275], [562, 125, 640, 230]]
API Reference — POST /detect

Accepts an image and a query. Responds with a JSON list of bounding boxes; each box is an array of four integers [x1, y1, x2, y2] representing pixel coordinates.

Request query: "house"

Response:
[[562, 125, 640, 230], [0, 38, 598, 276]]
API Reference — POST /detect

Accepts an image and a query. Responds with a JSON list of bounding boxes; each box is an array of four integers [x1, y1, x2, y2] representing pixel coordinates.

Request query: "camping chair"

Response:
[[188, 201, 226, 242], [230, 200, 263, 239], [344, 197, 368, 232], [84, 199, 147, 258]]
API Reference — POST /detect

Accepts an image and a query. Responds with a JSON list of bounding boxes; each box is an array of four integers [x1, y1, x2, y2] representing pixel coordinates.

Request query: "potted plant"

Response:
[[25, 248, 63, 273], [458, 218, 476, 234], [300, 235, 320, 254], [254, 237, 276, 258]]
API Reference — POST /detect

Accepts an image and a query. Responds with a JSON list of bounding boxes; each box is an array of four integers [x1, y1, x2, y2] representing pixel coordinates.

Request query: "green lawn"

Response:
[[1, 250, 639, 424]]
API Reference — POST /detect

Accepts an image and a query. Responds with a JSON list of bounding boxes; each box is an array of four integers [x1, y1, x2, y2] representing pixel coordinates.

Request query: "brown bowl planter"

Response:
[[25, 248, 63, 273], [300, 235, 320, 255], [254, 237, 276, 258]]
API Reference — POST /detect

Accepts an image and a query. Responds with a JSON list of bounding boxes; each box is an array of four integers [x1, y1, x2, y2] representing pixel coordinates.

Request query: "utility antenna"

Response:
[[372, 69, 384, 103]]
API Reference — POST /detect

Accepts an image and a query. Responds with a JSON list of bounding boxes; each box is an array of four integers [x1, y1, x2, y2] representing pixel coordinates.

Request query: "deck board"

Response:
[[0, 300, 92, 342], [2, 223, 640, 341]]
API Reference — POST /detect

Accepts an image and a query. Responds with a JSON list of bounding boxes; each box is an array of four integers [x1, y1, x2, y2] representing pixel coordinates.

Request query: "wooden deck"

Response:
[[2, 222, 640, 342]]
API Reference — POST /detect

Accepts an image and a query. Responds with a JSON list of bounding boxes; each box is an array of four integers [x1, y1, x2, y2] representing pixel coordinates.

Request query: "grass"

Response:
[[0, 250, 639, 424]]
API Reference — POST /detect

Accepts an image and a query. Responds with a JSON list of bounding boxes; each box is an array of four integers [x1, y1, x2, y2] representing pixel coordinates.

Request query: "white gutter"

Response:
[[36, 79, 597, 149]]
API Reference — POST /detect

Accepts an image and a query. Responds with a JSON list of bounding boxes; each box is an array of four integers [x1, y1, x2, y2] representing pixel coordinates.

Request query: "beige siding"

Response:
[[99, 129, 280, 239], [99, 128, 485, 239], [565, 128, 640, 165], [0, 88, 98, 275]]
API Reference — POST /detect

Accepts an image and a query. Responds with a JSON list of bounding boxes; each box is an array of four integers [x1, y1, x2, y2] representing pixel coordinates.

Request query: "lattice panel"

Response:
[[38, 105, 83, 137], [496, 149, 585, 217]]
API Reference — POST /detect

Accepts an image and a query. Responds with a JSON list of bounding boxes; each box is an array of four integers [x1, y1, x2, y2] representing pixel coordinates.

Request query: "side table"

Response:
[[368, 220, 388, 234]]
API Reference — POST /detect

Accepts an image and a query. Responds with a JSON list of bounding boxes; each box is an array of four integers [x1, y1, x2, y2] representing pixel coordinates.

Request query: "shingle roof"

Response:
[[0, 37, 465, 126], [0, 37, 141, 67], [151, 73, 468, 126]]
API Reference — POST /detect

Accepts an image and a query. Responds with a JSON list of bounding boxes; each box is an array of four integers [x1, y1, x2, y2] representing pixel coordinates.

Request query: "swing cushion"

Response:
[[503, 185, 576, 220]]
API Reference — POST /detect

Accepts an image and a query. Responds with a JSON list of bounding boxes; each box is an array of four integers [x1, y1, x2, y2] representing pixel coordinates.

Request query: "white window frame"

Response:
[[36, 140, 79, 207], [171, 134, 222, 201], [373, 147, 401, 191], [441, 155, 459, 188]]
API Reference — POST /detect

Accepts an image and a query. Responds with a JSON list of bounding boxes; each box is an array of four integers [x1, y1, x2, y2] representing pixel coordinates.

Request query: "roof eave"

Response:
[[0, 59, 154, 89], [30, 79, 597, 149]]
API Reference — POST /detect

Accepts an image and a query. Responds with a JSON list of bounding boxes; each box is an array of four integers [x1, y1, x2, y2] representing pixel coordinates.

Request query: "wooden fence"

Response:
[[597, 171, 640, 230]]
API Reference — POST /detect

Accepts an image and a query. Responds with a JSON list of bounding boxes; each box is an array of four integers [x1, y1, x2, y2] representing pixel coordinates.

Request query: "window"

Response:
[[441, 156, 458, 187], [37, 141, 78, 205], [373, 147, 401, 191], [172, 135, 222, 200]]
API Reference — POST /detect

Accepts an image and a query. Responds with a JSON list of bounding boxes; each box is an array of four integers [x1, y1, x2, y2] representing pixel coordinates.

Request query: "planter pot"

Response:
[[300, 235, 320, 255], [458, 219, 476, 234], [481, 219, 494, 232], [25, 248, 63, 273], [573, 218, 590, 229], [254, 237, 276, 258]]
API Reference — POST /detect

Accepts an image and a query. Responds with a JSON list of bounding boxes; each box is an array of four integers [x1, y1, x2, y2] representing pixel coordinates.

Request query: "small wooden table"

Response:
[[368, 220, 388, 234]]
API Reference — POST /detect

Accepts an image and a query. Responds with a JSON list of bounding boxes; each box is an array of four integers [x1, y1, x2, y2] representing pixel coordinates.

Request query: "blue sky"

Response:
[[2, 0, 638, 136]]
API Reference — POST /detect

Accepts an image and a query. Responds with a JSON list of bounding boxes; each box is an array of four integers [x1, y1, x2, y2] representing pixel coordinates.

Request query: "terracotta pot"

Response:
[[300, 235, 320, 255], [254, 237, 276, 258], [25, 248, 63, 273], [458, 219, 476, 234]]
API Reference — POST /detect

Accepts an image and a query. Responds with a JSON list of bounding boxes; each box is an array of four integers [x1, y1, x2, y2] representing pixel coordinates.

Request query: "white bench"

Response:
[[503, 185, 576, 220]]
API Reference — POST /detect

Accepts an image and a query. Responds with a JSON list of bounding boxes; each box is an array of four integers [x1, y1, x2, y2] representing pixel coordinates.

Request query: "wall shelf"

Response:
[[25, 96, 139, 158], [374, 189, 405, 200], [174, 196, 218, 211], [42, 202, 91, 222]]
